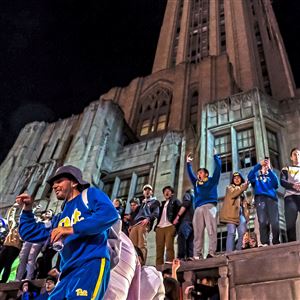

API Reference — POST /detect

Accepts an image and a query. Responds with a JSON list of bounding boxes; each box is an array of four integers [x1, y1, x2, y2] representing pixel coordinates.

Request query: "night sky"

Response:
[[0, 0, 299, 163]]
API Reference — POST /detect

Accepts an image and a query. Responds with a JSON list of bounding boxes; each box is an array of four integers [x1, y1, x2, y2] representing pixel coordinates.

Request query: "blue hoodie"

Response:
[[187, 155, 221, 208], [19, 187, 119, 276], [248, 163, 279, 200]]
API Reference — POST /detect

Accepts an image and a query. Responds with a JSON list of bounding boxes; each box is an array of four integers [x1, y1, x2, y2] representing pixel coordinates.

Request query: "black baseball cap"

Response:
[[47, 165, 90, 190]]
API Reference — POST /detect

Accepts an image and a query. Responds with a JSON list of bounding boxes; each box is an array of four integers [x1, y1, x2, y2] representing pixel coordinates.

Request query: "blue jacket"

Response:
[[19, 187, 119, 276], [248, 163, 279, 200], [34, 292, 49, 300], [187, 155, 222, 208]]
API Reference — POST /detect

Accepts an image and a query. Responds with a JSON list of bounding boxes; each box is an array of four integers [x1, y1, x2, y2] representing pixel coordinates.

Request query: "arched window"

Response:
[[137, 87, 172, 138]]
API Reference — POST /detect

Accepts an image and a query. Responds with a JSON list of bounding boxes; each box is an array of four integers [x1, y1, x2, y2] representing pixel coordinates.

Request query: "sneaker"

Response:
[[258, 243, 268, 247], [186, 257, 194, 261], [192, 254, 203, 260]]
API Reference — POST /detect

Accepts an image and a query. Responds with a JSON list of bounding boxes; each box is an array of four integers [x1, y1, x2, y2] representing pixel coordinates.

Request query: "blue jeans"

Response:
[[226, 212, 247, 252], [255, 195, 280, 245], [177, 221, 194, 259]]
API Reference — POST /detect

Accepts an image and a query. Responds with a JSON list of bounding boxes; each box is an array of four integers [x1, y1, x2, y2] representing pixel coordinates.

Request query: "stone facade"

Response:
[[0, 0, 300, 267]]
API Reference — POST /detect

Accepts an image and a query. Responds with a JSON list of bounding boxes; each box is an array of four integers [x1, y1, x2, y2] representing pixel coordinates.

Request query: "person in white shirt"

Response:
[[155, 186, 181, 267]]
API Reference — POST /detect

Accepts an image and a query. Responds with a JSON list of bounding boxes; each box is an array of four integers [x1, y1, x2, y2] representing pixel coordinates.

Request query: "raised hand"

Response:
[[16, 193, 34, 210], [186, 152, 193, 163], [244, 180, 249, 187], [172, 258, 181, 271], [260, 159, 266, 166]]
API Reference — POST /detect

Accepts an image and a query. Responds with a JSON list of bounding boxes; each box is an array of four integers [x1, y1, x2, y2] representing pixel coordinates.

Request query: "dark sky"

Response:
[[0, 0, 299, 163]]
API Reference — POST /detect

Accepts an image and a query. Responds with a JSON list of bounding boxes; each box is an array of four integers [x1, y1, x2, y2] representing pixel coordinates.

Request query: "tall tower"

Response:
[[153, 0, 295, 100]]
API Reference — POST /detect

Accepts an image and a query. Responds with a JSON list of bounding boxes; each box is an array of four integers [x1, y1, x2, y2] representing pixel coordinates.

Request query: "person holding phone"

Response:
[[248, 157, 280, 245], [186, 149, 221, 259]]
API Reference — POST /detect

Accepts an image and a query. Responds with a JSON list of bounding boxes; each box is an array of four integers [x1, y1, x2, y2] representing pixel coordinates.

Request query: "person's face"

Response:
[[249, 238, 257, 248], [201, 278, 213, 286], [52, 177, 77, 200], [261, 161, 269, 174], [233, 176, 242, 186], [130, 202, 138, 212], [197, 170, 208, 181], [163, 272, 172, 279], [113, 199, 120, 208], [143, 188, 153, 198], [22, 282, 29, 292], [163, 188, 173, 200], [242, 232, 249, 244], [45, 280, 55, 293], [44, 210, 53, 219], [291, 149, 300, 165]]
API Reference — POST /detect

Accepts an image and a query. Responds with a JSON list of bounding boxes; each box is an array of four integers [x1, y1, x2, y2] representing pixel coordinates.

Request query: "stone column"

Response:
[[200, 108, 207, 168], [125, 172, 138, 214], [231, 126, 239, 171], [176, 0, 190, 64], [182, 271, 194, 300], [111, 177, 121, 201], [218, 266, 229, 300], [177, 136, 186, 199]]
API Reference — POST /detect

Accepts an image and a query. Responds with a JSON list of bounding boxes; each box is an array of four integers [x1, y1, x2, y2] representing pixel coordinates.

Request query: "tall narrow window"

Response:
[[140, 119, 151, 136], [61, 135, 74, 162], [103, 181, 114, 198], [189, 91, 198, 132], [219, 0, 226, 53], [118, 178, 131, 200], [217, 226, 227, 252], [170, 0, 184, 67], [157, 115, 167, 131], [267, 129, 280, 169], [37, 144, 46, 163], [237, 128, 256, 168], [215, 134, 232, 173], [135, 174, 150, 196], [187, 0, 210, 63], [50, 140, 60, 159], [254, 22, 271, 95]]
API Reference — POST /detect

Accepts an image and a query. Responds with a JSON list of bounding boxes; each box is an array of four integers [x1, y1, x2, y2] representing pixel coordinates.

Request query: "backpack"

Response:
[[81, 189, 121, 269]]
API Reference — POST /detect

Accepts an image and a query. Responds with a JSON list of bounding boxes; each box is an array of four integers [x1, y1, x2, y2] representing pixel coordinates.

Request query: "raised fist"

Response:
[[16, 193, 34, 210]]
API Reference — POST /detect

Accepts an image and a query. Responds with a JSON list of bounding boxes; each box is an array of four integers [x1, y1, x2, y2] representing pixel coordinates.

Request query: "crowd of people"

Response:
[[0, 147, 299, 300]]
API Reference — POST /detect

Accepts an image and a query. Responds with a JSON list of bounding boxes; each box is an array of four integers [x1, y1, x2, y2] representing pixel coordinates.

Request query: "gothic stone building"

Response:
[[1, 0, 300, 265]]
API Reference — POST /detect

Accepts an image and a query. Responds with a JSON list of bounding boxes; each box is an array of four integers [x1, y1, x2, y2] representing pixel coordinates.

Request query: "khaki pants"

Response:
[[155, 225, 176, 266], [193, 203, 217, 257], [129, 223, 148, 261]]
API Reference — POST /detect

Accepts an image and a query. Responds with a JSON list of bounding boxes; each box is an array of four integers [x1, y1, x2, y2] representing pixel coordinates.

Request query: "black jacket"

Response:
[[133, 197, 160, 231], [156, 196, 181, 226]]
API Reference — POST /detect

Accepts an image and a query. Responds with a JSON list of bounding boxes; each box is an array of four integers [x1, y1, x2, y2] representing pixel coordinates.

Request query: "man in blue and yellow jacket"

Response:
[[16, 165, 119, 300]]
